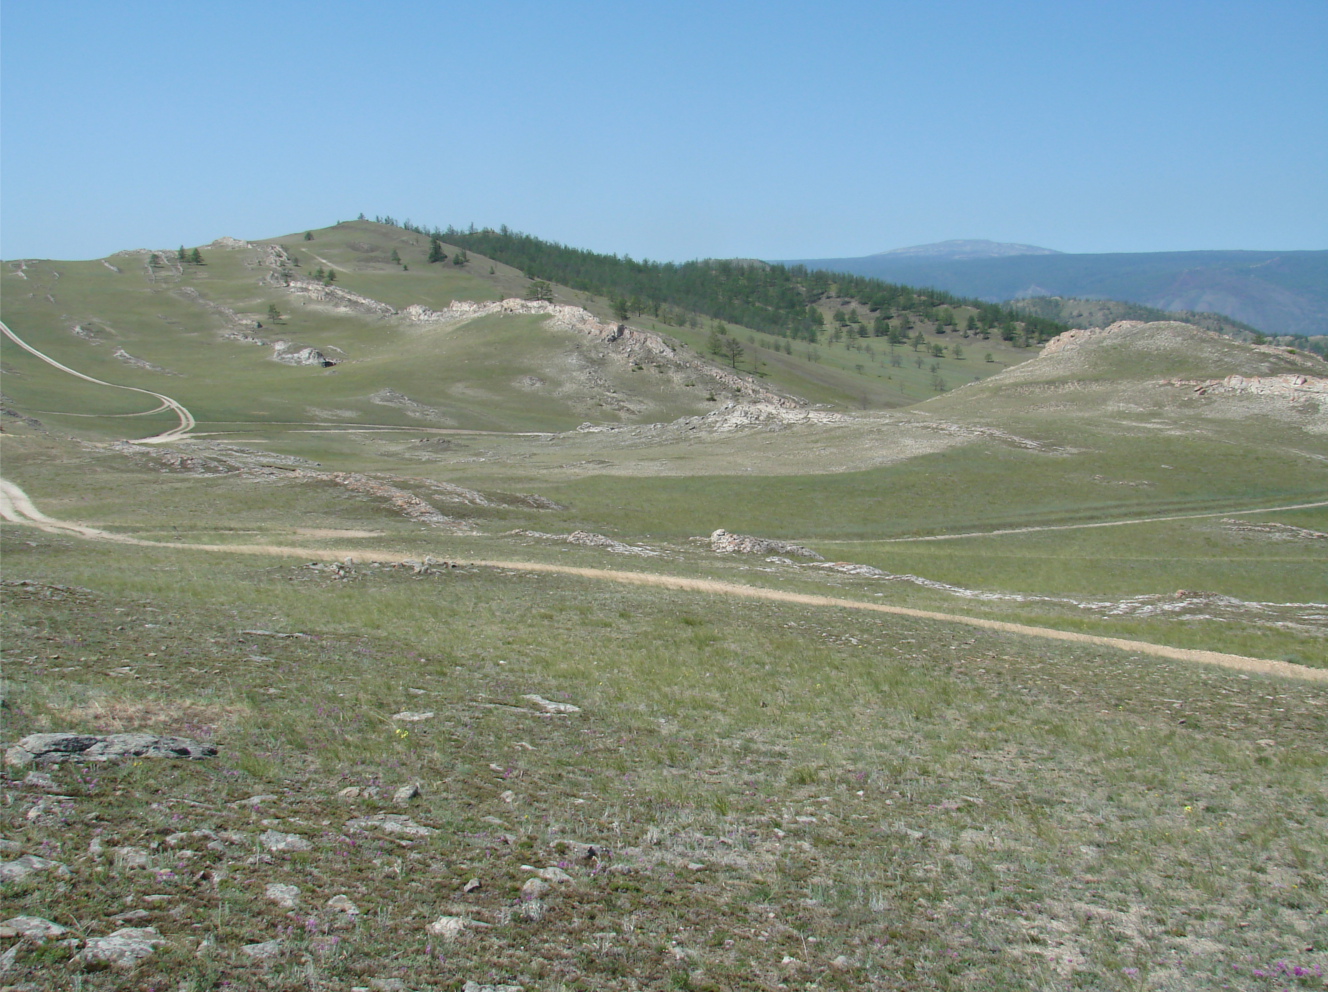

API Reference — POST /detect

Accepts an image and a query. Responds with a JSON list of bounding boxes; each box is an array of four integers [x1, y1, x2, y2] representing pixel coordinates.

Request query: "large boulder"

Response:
[[5, 732, 217, 767]]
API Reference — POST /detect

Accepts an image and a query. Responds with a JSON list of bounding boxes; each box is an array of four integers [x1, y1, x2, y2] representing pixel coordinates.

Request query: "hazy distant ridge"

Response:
[[874, 239, 1063, 260], [775, 248, 1328, 335]]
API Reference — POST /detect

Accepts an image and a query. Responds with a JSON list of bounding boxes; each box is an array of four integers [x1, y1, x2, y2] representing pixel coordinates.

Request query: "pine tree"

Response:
[[313, 267, 325, 281], [304, 232, 314, 241], [428, 239, 446, 263], [326, 270, 336, 284], [267, 304, 282, 323], [390, 249, 401, 265], [189, 248, 204, 265], [451, 250, 468, 267], [177, 246, 186, 263]]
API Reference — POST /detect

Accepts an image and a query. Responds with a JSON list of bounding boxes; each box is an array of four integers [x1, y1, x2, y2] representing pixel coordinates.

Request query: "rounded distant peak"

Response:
[[874, 239, 1062, 260]]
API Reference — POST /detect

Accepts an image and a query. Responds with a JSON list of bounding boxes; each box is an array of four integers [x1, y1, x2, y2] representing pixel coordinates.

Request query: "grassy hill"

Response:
[[2, 222, 1326, 990], [0, 221, 1059, 438]]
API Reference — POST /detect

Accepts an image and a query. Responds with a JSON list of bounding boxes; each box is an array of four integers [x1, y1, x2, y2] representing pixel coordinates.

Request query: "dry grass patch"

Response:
[[47, 697, 249, 738]]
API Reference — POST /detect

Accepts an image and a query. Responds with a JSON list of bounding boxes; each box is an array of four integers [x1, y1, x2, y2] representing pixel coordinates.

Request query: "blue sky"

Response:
[[3, 1, 1325, 261]]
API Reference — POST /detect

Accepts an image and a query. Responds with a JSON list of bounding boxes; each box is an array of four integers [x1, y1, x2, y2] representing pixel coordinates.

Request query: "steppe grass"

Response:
[[2, 527, 1326, 990]]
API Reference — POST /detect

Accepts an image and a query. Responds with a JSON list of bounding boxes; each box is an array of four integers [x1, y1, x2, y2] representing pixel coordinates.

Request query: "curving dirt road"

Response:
[[0, 474, 1322, 683], [0, 319, 195, 443]]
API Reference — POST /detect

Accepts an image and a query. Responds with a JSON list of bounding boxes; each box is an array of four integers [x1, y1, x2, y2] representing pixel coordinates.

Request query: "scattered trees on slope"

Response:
[[369, 219, 1067, 345]]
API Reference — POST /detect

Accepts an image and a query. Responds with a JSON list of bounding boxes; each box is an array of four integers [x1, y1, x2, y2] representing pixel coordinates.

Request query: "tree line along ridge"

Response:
[[367, 216, 1069, 346]]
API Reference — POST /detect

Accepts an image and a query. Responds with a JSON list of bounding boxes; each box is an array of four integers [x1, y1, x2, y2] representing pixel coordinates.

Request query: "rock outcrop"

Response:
[[284, 278, 397, 316], [1164, 373, 1327, 401], [709, 529, 823, 559], [272, 341, 337, 367], [5, 733, 218, 767]]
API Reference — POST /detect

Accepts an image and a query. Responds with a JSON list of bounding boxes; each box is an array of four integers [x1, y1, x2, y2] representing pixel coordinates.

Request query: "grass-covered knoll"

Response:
[[2, 527, 1325, 990]]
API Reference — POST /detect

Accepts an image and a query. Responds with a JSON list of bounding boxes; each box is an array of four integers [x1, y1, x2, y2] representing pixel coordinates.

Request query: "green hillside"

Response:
[[0, 221, 1055, 436]]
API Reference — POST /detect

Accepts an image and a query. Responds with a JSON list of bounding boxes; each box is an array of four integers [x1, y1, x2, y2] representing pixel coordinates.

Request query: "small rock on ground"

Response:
[[0, 855, 70, 883], [393, 782, 421, 803], [2, 916, 69, 941], [265, 883, 300, 908], [464, 982, 524, 992], [391, 710, 434, 722], [72, 927, 165, 970], [22, 771, 57, 790], [345, 813, 435, 837], [327, 894, 360, 916], [426, 916, 472, 940], [259, 830, 312, 853], [113, 846, 150, 869], [240, 938, 284, 960], [520, 694, 580, 714]]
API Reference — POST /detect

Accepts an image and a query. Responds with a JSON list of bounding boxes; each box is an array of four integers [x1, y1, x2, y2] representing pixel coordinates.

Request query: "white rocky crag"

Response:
[[1167, 373, 1328, 401], [405, 298, 802, 408], [682, 402, 846, 432], [284, 278, 397, 316], [403, 298, 675, 359], [709, 529, 824, 559]]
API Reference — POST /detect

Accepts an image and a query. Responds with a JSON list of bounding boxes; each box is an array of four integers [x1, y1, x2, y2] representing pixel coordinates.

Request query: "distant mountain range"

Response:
[[778, 243, 1328, 336], [874, 239, 1062, 260]]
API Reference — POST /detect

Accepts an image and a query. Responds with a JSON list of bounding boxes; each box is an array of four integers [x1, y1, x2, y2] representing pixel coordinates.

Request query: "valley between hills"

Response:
[[1, 221, 1326, 991]]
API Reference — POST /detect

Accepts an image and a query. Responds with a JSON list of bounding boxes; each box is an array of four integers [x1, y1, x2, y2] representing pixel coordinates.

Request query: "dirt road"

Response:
[[0, 319, 195, 443], [0, 474, 1322, 683]]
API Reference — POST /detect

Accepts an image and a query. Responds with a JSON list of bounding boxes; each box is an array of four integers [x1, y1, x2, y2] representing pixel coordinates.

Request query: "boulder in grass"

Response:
[[71, 927, 165, 970], [5, 732, 217, 767], [0, 854, 70, 883], [259, 830, 312, 853], [345, 813, 435, 837], [3, 916, 69, 941], [240, 938, 283, 961]]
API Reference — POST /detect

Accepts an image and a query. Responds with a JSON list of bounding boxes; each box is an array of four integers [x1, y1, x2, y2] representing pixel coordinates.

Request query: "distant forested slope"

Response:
[[777, 249, 1328, 336], [376, 218, 1068, 344]]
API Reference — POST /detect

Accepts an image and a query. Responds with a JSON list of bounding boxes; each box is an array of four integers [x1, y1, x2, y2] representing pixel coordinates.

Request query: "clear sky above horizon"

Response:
[[3, 0, 1325, 262]]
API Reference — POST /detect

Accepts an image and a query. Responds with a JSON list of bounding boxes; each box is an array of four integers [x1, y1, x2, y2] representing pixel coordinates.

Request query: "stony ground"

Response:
[[2, 544, 1326, 991]]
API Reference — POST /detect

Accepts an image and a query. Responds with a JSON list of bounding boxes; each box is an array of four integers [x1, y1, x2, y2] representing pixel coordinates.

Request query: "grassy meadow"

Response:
[[1, 223, 1326, 989]]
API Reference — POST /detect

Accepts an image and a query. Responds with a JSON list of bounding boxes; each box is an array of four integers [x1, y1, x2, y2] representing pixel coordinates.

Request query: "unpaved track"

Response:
[[1, 475, 1322, 683], [850, 500, 1328, 544], [0, 319, 195, 443]]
